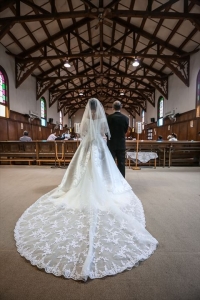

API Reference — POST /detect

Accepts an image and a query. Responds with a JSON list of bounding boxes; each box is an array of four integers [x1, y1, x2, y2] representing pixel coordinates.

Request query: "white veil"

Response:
[[79, 98, 111, 141]]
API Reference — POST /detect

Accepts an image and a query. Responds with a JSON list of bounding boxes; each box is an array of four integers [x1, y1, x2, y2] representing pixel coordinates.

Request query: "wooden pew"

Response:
[[126, 140, 200, 167], [0, 141, 37, 165], [36, 140, 80, 166], [168, 141, 200, 167], [36, 141, 57, 165], [0, 140, 199, 167]]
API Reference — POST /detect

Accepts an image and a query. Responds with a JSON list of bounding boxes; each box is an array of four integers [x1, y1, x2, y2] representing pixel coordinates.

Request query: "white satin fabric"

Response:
[[14, 119, 158, 281]]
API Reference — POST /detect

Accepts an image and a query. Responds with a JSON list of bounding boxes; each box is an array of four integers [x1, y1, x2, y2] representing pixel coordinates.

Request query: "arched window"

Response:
[[0, 66, 9, 118], [40, 97, 47, 126], [196, 70, 200, 118], [142, 110, 145, 130], [59, 110, 63, 130], [157, 96, 164, 126]]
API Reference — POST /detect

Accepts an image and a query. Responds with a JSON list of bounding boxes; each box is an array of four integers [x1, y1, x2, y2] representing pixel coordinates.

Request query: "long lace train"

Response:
[[14, 133, 158, 281]]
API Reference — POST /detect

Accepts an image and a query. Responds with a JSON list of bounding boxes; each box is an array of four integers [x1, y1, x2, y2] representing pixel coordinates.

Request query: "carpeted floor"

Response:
[[0, 165, 200, 300]]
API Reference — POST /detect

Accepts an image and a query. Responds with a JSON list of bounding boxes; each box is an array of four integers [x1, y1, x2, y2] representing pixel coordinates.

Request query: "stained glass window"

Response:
[[40, 97, 47, 126], [157, 96, 164, 126], [0, 67, 8, 118], [196, 70, 200, 118]]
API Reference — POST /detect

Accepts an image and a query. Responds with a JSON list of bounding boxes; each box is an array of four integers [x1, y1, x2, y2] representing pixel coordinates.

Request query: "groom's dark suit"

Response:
[[107, 112, 129, 177]]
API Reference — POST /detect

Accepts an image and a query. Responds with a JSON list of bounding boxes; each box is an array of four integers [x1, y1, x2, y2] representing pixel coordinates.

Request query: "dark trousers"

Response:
[[109, 149, 126, 177]]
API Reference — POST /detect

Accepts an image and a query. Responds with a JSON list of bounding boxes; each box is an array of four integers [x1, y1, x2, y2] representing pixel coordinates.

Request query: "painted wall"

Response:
[[0, 43, 63, 124], [142, 51, 200, 125]]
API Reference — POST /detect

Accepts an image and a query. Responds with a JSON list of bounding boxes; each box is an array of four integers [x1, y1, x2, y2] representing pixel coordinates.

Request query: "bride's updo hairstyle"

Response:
[[89, 98, 97, 111], [79, 98, 111, 140]]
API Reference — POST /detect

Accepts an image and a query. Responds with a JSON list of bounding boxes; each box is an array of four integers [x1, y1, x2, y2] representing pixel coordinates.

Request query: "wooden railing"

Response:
[[0, 140, 80, 166], [0, 140, 200, 167], [126, 140, 200, 167]]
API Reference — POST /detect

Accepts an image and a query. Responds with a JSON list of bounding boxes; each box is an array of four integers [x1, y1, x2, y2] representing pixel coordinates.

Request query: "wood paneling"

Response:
[[0, 118, 8, 140], [1, 109, 200, 142], [144, 109, 200, 141], [8, 120, 18, 140], [0, 110, 65, 141]]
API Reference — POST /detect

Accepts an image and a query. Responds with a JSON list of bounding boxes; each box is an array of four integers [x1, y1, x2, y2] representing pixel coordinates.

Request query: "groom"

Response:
[[107, 101, 129, 177]]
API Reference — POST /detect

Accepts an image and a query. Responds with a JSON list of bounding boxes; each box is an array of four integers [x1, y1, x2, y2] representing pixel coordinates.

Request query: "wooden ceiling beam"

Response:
[[20, 0, 50, 14], [0, 0, 16, 12], [15, 52, 192, 63], [80, 0, 96, 9], [71, 31, 97, 51], [38, 74, 167, 82], [153, 0, 179, 12], [1, 10, 200, 24], [17, 17, 90, 57], [113, 17, 186, 55], [49, 62, 100, 89], [0, 23, 14, 40], [189, 18, 200, 31], [53, 86, 153, 94]]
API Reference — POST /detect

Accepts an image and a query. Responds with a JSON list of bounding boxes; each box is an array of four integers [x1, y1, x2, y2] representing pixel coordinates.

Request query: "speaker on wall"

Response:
[[49, 118, 53, 123], [150, 118, 155, 123]]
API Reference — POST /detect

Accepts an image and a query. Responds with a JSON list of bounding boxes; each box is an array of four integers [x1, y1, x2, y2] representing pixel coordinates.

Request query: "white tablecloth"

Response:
[[126, 152, 158, 163]]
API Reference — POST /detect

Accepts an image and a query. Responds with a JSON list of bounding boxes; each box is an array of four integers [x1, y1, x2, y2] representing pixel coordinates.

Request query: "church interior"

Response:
[[0, 0, 200, 299]]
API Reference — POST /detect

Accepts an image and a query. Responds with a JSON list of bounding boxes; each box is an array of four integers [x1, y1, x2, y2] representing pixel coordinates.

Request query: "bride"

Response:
[[14, 98, 158, 281]]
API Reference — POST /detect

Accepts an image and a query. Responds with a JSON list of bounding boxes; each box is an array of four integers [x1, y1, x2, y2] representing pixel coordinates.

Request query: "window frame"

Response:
[[0, 66, 9, 118], [59, 110, 63, 130], [196, 70, 200, 118], [157, 96, 164, 127], [40, 97, 47, 126], [141, 110, 145, 130]]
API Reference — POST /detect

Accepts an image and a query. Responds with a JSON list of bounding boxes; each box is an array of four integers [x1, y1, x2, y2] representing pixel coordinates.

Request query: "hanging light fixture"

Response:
[[79, 91, 84, 96], [120, 90, 124, 96], [132, 58, 140, 67], [64, 59, 71, 68]]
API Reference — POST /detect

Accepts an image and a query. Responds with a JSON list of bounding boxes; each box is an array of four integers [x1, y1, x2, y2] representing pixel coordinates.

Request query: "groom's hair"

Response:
[[113, 101, 122, 111], [89, 99, 97, 111]]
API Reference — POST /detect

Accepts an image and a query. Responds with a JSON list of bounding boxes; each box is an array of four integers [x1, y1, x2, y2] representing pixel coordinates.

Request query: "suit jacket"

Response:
[[107, 112, 129, 150]]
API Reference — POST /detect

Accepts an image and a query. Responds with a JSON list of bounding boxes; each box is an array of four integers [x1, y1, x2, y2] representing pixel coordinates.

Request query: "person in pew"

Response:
[[47, 132, 57, 141], [157, 135, 163, 141], [167, 133, 178, 141], [14, 98, 158, 281], [107, 100, 129, 177], [55, 134, 65, 140], [19, 131, 32, 142]]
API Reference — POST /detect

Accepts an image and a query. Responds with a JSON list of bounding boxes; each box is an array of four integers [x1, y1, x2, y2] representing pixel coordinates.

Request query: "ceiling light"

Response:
[[132, 58, 140, 67], [120, 92, 124, 96], [79, 91, 84, 96], [64, 59, 71, 68]]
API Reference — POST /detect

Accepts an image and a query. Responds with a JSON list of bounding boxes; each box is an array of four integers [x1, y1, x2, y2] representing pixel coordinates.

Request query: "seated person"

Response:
[[69, 133, 76, 139], [19, 131, 32, 142], [64, 132, 71, 139], [55, 134, 65, 140], [167, 133, 178, 141], [157, 135, 163, 141], [47, 132, 57, 141]]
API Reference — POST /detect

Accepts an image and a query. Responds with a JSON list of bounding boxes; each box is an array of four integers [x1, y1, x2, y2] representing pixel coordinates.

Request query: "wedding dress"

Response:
[[14, 98, 158, 281]]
